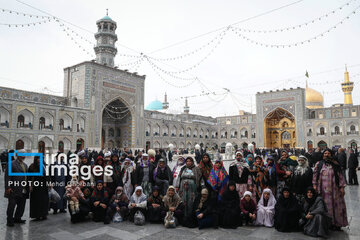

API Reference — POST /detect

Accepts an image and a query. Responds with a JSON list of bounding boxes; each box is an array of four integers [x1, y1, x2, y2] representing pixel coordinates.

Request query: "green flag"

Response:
[[305, 71, 309, 78]]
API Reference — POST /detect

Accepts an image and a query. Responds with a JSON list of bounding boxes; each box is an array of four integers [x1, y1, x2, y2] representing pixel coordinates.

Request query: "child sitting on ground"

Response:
[[66, 176, 85, 214]]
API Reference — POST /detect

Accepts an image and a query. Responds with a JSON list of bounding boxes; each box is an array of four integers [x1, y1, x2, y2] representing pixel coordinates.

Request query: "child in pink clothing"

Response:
[[65, 177, 85, 213]]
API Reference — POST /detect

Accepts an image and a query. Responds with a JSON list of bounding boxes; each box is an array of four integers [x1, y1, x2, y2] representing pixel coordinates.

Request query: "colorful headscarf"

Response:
[[207, 160, 229, 200], [198, 153, 213, 180], [172, 156, 185, 174], [246, 154, 254, 168]]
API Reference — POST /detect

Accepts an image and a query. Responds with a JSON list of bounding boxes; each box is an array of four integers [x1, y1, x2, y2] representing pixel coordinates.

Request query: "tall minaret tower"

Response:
[[184, 97, 189, 114], [94, 10, 118, 67], [162, 92, 169, 110], [341, 65, 354, 105]]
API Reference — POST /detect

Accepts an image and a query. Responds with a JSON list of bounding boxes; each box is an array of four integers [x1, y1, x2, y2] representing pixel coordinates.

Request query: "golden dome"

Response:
[[306, 87, 324, 109]]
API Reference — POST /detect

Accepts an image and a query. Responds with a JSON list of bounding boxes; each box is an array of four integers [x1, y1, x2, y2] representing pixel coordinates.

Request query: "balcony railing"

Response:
[[0, 122, 9, 128], [317, 133, 326, 136], [171, 133, 176, 137], [154, 132, 159, 136], [179, 134, 184, 137], [146, 131, 149, 136], [347, 131, 359, 135], [240, 135, 248, 139], [186, 134, 190, 137], [163, 133, 168, 136], [331, 132, 342, 136], [307, 132, 313, 136], [17, 122, 33, 129], [40, 124, 53, 130]]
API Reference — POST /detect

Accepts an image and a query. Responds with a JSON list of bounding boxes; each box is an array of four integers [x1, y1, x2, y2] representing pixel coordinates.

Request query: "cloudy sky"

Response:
[[1, 0, 360, 117]]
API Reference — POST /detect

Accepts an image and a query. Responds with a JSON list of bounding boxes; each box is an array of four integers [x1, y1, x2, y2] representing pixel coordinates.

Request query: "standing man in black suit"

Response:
[[4, 149, 29, 227]]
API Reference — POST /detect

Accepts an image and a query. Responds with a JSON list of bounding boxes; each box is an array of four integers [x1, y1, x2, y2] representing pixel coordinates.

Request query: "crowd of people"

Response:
[[3, 146, 359, 238]]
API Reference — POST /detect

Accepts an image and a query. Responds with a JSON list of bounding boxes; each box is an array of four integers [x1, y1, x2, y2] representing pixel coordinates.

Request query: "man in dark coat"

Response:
[[337, 148, 348, 184], [348, 149, 359, 185], [4, 149, 29, 226]]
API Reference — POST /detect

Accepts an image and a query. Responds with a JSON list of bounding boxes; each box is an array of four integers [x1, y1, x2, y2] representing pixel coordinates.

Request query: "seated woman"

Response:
[[220, 181, 241, 228], [107, 186, 129, 222], [256, 188, 276, 227], [65, 176, 85, 214], [240, 191, 257, 225], [274, 187, 301, 232], [301, 187, 331, 238], [147, 186, 163, 223], [162, 186, 184, 227], [128, 186, 147, 222], [194, 188, 217, 229], [90, 180, 110, 224]]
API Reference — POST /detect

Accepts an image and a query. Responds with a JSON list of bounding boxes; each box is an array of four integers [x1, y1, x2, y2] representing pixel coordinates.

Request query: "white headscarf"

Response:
[[294, 155, 309, 175], [242, 191, 252, 200], [130, 186, 147, 204], [258, 188, 276, 208]]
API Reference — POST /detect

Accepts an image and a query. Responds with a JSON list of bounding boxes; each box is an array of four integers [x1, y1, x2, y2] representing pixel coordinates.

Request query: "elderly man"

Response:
[[4, 149, 29, 227]]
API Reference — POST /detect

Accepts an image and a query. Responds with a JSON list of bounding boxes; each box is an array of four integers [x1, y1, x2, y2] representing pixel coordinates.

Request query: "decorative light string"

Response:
[[230, 4, 360, 48], [58, 22, 94, 57], [147, 58, 199, 88], [233, 0, 358, 34], [148, 29, 228, 75], [0, 7, 51, 19], [0, 18, 52, 27], [145, 56, 197, 81], [148, 29, 227, 62]]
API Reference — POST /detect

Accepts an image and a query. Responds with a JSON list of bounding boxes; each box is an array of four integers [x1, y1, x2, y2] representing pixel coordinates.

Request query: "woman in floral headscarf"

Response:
[[207, 159, 229, 201]]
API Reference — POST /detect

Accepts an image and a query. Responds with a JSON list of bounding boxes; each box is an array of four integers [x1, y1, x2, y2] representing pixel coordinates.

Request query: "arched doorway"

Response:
[[38, 141, 45, 155], [16, 139, 24, 150], [317, 140, 327, 150], [58, 141, 64, 153], [102, 98, 132, 149], [76, 138, 84, 151], [264, 108, 296, 148]]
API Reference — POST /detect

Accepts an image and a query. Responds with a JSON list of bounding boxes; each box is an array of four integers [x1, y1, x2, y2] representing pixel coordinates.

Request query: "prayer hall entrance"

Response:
[[264, 108, 296, 149]]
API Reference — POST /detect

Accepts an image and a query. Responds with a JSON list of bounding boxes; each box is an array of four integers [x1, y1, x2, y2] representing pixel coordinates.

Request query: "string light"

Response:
[[148, 30, 228, 75], [0, 8, 51, 19], [147, 58, 199, 88], [58, 22, 94, 57], [230, 4, 360, 48], [233, 0, 358, 34], [0, 18, 52, 27], [148, 29, 227, 62]]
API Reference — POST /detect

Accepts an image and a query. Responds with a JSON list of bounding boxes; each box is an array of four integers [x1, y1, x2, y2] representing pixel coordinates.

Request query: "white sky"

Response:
[[1, 0, 360, 117]]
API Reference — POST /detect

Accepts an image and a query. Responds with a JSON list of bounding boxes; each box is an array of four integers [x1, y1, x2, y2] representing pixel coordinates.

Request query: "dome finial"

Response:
[[106, 8, 109, 16]]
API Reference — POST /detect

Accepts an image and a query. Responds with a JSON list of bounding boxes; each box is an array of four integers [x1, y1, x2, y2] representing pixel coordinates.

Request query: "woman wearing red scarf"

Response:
[[207, 159, 229, 201]]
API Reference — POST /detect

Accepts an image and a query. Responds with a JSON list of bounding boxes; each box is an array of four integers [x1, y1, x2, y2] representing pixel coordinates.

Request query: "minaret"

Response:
[[341, 65, 354, 105], [94, 9, 118, 67], [184, 97, 189, 114], [162, 92, 169, 110]]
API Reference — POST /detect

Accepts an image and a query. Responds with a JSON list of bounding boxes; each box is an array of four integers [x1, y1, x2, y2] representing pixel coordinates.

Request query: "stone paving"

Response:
[[0, 162, 360, 240]]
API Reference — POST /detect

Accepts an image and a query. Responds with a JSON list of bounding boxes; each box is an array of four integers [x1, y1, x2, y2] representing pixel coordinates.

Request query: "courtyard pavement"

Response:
[[0, 160, 359, 240]]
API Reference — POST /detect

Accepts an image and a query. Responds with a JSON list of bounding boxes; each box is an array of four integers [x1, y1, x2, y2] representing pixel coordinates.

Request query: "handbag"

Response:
[[164, 211, 176, 228], [48, 188, 61, 203], [134, 210, 145, 225], [113, 212, 123, 223]]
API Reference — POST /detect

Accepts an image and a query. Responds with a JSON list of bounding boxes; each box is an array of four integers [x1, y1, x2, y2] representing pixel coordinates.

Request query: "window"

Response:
[[282, 131, 291, 140], [351, 109, 357, 117], [320, 127, 325, 135], [39, 117, 45, 129], [59, 119, 64, 130], [334, 126, 340, 135], [17, 115, 24, 128], [350, 125, 356, 133]]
